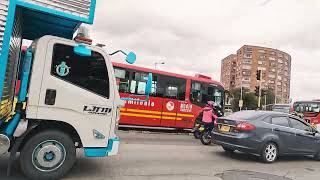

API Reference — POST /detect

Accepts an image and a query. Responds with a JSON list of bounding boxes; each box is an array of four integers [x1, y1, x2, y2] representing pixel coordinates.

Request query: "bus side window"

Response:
[[114, 68, 130, 93], [165, 85, 178, 99], [129, 71, 149, 95], [158, 75, 186, 100]]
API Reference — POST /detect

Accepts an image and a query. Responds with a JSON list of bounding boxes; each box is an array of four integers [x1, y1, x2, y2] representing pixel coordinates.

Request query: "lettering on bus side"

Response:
[[180, 103, 192, 112], [83, 105, 112, 116], [126, 99, 155, 107]]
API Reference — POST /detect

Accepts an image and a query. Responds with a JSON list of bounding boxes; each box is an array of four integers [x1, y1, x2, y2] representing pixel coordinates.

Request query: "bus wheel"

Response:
[[20, 130, 76, 180]]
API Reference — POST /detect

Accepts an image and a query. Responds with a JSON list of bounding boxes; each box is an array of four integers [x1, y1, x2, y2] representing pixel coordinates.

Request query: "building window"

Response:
[[243, 59, 252, 64], [269, 57, 276, 60], [258, 67, 266, 71], [259, 55, 266, 59], [278, 59, 283, 63], [258, 49, 266, 53], [269, 74, 275, 78], [242, 70, 251, 76], [242, 65, 252, 70], [243, 54, 252, 58], [242, 77, 251, 81], [258, 61, 265, 65]]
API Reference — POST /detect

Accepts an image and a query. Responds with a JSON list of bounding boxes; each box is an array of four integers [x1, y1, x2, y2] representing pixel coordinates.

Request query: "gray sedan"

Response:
[[212, 110, 320, 163]]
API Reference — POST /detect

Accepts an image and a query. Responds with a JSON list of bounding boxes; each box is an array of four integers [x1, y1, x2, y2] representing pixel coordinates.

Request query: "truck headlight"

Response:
[[115, 107, 120, 129]]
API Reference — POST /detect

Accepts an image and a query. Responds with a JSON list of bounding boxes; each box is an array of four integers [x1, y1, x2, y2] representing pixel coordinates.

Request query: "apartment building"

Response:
[[221, 45, 291, 104]]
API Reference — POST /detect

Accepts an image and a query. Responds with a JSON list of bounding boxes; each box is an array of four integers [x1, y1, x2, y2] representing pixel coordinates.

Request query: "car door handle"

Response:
[[45, 89, 56, 105]]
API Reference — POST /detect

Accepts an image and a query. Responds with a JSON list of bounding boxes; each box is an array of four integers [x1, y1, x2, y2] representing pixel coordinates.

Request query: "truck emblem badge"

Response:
[[84, 105, 112, 116], [166, 101, 175, 111], [56, 61, 70, 77]]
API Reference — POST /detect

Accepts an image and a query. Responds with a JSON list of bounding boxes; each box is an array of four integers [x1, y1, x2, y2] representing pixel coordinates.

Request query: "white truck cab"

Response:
[[0, 0, 152, 179]]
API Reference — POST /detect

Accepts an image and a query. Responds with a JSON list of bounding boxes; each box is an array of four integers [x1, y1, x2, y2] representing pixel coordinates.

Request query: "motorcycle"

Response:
[[200, 123, 214, 145], [193, 120, 205, 139]]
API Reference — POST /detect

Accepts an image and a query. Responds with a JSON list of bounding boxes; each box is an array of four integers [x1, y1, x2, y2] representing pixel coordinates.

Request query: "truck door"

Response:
[[36, 38, 115, 148]]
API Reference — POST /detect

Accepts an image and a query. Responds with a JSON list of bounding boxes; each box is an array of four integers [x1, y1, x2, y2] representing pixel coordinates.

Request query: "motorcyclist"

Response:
[[201, 101, 219, 131]]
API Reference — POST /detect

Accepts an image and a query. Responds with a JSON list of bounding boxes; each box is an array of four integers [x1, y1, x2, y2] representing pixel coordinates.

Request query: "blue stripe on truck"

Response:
[[0, 0, 17, 111], [84, 137, 120, 157]]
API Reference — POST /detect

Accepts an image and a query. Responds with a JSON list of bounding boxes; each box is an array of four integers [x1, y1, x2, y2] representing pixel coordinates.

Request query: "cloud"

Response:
[[90, 0, 320, 101]]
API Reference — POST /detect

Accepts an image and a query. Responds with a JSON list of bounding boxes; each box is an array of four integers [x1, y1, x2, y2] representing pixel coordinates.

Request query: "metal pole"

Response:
[[264, 93, 267, 110], [258, 72, 262, 109], [240, 81, 243, 111]]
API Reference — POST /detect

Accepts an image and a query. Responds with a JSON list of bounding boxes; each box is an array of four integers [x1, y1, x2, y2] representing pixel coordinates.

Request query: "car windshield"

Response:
[[225, 111, 265, 120], [294, 102, 320, 113]]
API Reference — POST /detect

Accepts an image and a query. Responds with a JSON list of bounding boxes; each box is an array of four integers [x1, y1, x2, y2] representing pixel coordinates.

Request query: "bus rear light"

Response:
[[235, 122, 255, 132]]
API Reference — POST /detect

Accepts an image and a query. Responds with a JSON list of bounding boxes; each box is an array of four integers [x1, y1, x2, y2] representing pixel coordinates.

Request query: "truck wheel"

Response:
[[20, 130, 76, 180]]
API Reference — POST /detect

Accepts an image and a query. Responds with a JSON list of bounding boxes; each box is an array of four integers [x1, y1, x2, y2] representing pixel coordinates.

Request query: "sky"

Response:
[[88, 0, 320, 101]]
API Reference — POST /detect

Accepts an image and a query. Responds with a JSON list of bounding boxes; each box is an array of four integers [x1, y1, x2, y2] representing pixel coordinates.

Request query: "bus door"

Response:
[[161, 85, 179, 127]]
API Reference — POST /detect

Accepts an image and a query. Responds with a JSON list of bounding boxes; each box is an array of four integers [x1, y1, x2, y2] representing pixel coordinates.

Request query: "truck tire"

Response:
[[20, 130, 76, 180]]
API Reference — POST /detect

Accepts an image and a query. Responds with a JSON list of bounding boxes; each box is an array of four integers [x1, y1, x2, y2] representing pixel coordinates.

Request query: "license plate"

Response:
[[220, 125, 230, 132]]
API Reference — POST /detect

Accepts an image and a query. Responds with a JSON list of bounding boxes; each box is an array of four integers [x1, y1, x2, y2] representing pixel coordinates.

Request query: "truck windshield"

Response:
[[294, 102, 320, 113]]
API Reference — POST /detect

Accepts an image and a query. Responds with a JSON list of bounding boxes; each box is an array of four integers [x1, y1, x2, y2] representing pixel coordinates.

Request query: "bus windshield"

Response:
[[190, 81, 224, 107], [294, 102, 320, 113]]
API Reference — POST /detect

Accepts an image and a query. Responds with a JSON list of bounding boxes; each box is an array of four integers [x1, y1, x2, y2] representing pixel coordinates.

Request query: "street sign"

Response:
[[239, 100, 243, 108]]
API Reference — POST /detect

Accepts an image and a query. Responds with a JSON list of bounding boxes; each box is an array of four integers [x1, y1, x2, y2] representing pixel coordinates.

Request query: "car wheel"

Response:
[[222, 146, 235, 153], [20, 130, 76, 180], [261, 142, 278, 163], [314, 152, 320, 161]]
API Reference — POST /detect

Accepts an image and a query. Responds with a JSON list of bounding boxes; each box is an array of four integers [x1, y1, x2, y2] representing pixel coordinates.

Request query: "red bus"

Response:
[[293, 100, 320, 125], [113, 62, 225, 129]]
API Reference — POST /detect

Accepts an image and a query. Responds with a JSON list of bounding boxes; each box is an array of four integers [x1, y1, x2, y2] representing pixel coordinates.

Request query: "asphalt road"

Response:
[[1, 130, 320, 180]]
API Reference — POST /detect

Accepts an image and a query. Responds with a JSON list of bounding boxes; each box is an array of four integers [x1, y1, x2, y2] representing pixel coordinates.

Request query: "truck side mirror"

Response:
[[145, 73, 153, 96], [125, 52, 136, 64], [74, 44, 91, 57], [109, 50, 136, 64]]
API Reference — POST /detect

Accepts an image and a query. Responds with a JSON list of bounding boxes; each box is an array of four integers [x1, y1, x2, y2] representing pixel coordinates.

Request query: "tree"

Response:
[[229, 88, 258, 112]]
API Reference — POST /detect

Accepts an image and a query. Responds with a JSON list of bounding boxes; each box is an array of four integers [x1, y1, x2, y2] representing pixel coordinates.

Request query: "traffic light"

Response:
[[256, 70, 261, 80], [255, 86, 260, 96], [261, 89, 266, 96]]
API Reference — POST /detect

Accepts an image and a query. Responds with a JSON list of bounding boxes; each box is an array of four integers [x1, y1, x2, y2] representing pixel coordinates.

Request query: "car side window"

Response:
[[289, 118, 311, 131], [271, 116, 289, 127]]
